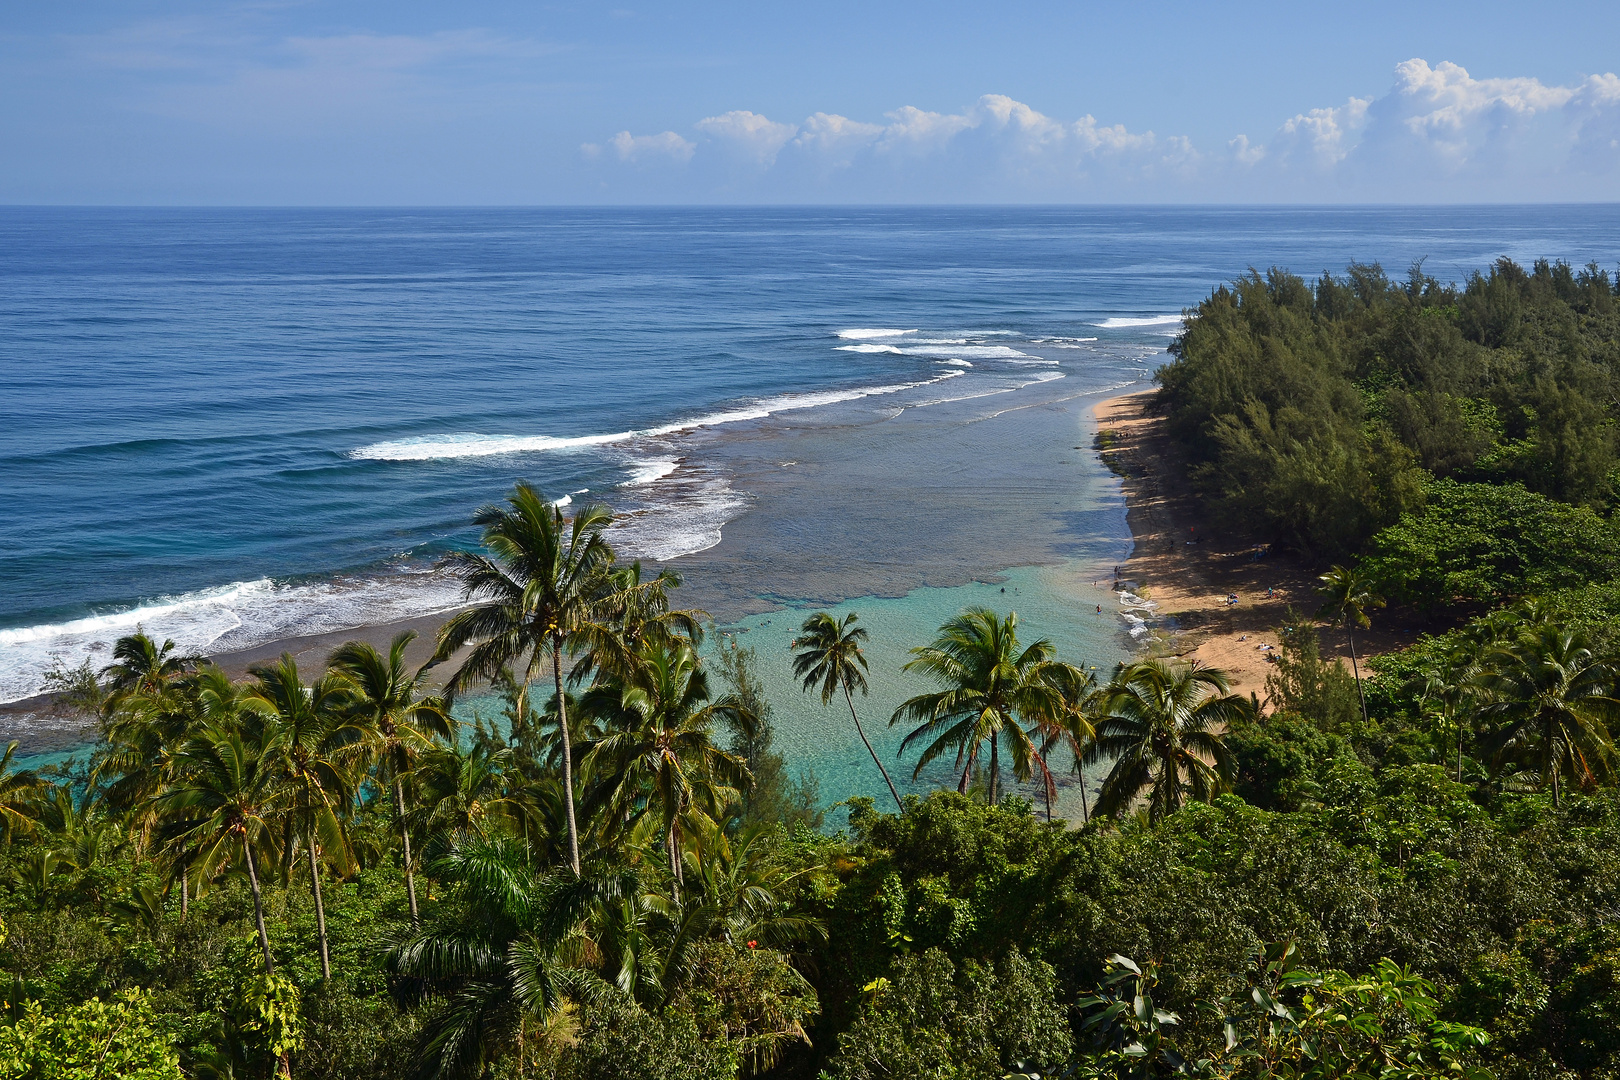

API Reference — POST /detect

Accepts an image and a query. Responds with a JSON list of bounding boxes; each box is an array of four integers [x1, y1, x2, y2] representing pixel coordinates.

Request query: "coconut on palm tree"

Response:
[[793, 611, 903, 813], [433, 481, 617, 876], [1476, 622, 1620, 807], [1086, 659, 1248, 822], [890, 608, 1060, 804], [1316, 564, 1384, 725], [326, 630, 451, 925]]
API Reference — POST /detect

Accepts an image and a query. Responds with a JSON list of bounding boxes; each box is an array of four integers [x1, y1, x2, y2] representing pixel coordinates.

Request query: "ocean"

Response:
[[4, 205, 1618, 802]]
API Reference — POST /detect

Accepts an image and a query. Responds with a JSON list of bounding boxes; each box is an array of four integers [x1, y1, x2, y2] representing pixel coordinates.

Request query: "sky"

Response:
[[2, 0, 1618, 204]]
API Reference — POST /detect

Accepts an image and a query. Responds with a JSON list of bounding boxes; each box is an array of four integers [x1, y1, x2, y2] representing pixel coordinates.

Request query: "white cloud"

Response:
[[590, 130, 695, 163], [695, 110, 798, 163], [587, 60, 1620, 202]]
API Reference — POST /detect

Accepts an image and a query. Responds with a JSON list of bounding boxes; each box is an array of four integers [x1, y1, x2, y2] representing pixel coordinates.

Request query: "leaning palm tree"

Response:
[[1086, 660, 1248, 822], [581, 641, 752, 893], [327, 631, 452, 925], [432, 481, 617, 876], [890, 608, 1060, 804], [156, 720, 286, 974], [1475, 623, 1620, 808], [246, 654, 351, 981], [793, 612, 903, 812], [1317, 564, 1384, 725]]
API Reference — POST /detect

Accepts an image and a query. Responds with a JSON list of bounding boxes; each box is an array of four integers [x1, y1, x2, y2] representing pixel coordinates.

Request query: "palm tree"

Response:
[[385, 836, 635, 1080], [98, 630, 197, 716], [156, 720, 285, 974], [246, 654, 351, 981], [1086, 660, 1248, 822], [571, 561, 707, 687], [793, 612, 904, 813], [433, 481, 617, 875], [1476, 623, 1620, 808], [0, 742, 43, 844], [1034, 663, 1099, 823], [581, 642, 751, 893], [1316, 564, 1384, 725], [327, 631, 452, 926], [410, 738, 522, 848], [890, 608, 1060, 804]]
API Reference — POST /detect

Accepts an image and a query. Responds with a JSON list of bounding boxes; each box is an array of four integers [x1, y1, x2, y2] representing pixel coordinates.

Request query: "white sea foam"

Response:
[[838, 343, 1035, 360], [935, 359, 972, 367], [1095, 315, 1185, 329], [350, 374, 962, 461], [0, 571, 467, 704], [621, 459, 679, 487], [835, 328, 917, 339], [352, 430, 633, 461], [611, 477, 749, 561]]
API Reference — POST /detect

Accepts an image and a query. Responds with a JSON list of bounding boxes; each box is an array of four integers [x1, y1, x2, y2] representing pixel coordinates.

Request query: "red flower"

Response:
[[747, 940, 758, 949]]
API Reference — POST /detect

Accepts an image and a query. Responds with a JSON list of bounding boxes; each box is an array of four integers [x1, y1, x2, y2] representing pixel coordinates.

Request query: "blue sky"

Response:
[[2, 0, 1618, 204]]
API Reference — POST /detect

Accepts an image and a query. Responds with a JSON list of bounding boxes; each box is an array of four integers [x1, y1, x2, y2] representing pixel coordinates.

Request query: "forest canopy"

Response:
[[1156, 258, 1620, 557]]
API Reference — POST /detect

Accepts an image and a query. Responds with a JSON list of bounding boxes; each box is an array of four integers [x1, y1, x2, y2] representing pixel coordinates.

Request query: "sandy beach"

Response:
[[1094, 390, 1420, 702]]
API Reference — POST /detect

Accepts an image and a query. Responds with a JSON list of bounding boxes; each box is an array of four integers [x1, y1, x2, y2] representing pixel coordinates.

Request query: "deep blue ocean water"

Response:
[[4, 205, 1619, 798]]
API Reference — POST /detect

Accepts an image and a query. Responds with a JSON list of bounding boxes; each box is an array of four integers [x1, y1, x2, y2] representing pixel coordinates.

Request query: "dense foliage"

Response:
[[1157, 258, 1620, 557]]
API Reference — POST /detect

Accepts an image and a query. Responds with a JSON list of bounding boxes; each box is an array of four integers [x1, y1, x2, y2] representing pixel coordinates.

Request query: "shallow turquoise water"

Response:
[[709, 558, 1130, 820]]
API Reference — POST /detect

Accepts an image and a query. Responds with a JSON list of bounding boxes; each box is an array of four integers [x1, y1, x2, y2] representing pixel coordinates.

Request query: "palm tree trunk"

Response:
[[1548, 712, 1561, 809], [845, 685, 903, 812], [306, 841, 331, 980], [988, 736, 1000, 805], [667, 818, 681, 904], [1348, 627, 1368, 724], [1078, 757, 1090, 824], [1456, 713, 1464, 784], [243, 844, 275, 975], [552, 644, 582, 875], [180, 872, 189, 918], [281, 815, 297, 883], [394, 778, 419, 926]]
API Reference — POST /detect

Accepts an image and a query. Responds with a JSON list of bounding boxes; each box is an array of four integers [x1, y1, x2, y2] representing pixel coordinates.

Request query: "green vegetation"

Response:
[[8, 255, 1620, 1079], [1157, 258, 1620, 557]]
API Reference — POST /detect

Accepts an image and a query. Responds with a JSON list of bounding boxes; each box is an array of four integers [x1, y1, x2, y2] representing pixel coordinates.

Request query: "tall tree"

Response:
[[156, 721, 285, 975], [1316, 564, 1385, 725], [327, 631, 451, 926], [1477, 622, 1620, 807], [793, 612, 903, 813], [890, 608, 1060, 804], [1086, 660, 1247, 822], [581, 642, 752, 894], [98, 631, 197, 717], [1035, 663, 1099, 823], [433, 482, 617, 876], [246, 654, 350, 981]]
